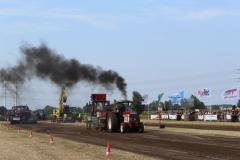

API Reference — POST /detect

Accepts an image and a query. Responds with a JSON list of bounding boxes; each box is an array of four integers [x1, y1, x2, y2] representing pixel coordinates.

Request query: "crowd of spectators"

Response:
[[158, 107, 240, 122]]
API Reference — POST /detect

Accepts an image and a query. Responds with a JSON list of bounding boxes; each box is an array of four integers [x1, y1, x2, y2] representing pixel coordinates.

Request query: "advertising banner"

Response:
[[204, 115, 218, 121], [169, 115, 177, 120]]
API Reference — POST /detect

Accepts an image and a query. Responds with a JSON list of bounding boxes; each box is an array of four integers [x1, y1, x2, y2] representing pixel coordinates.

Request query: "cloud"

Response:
[[0, 8, 117, 29], [0, 21, 71, 35], [185, 9, 229, 20], [136, 6, 240, 22], [48, 9, 117, 29]]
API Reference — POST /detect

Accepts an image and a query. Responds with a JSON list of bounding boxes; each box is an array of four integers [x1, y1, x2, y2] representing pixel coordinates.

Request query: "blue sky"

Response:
[[0, 0, 240, 108]]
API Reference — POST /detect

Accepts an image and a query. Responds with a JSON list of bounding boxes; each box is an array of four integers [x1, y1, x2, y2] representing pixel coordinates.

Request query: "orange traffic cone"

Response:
[[106, 142, 111, 158], [29, 130, 32, 138], [49, 135, 54, 144]]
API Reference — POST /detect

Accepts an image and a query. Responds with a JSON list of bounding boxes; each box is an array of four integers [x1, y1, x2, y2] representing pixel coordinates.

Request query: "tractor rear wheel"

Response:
[[107, 113, 119, 132]]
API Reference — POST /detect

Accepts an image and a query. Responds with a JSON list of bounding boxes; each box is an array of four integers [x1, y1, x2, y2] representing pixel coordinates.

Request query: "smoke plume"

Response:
[[0, 43, 127, 97]]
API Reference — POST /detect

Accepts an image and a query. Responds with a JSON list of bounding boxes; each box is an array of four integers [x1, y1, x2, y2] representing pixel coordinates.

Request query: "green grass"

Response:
[[143, 119, 240, 126]]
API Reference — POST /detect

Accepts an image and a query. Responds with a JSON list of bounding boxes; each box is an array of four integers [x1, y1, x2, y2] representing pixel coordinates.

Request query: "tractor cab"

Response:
[[114, 100, 132, 112]]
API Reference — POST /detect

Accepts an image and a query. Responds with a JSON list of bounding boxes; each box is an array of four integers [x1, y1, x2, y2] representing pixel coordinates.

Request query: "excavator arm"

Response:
[[53, 86, 67, 121]]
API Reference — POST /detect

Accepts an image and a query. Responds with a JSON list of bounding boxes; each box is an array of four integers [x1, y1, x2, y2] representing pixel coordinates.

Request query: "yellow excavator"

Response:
[[52, 86, 76, 122]]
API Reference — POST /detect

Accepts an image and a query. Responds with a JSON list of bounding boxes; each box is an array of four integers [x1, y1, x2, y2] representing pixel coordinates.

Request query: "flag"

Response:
[[223, 88, 239, 100], [197, 88, 211, 98], [169, 91, 184, 103], [157, 93, 164, 105]]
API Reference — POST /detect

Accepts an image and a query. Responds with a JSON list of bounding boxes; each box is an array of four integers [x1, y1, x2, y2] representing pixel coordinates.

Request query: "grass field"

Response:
[[143, 119, 240, 126], [0, 123, 153, 160], [147, 126, 240, 137]]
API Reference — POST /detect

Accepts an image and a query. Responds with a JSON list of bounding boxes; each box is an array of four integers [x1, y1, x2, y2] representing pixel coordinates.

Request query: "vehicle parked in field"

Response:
[[7, 105, 37, 124]]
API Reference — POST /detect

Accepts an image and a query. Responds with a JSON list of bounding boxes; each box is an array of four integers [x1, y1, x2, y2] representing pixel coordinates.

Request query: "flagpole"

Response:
[[4, 81, 6, 108], [148, 104, 150, 120], [210, 103, 212, 114], [208, 89, 211, 114]]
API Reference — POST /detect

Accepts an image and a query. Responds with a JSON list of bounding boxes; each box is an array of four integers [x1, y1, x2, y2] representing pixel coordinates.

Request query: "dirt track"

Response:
[[14, 122, 240, 160]]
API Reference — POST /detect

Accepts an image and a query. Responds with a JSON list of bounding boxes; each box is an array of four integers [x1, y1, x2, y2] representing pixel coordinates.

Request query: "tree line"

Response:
[[146, 95, 236, 112]]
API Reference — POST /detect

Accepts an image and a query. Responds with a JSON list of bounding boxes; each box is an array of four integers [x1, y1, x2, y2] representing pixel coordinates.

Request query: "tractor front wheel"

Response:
[[120, 124, 125, 133], [138, 123, 144, 133]]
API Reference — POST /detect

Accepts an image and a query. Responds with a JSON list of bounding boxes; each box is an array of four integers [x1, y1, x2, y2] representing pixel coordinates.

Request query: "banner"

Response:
[[204, 115, 218, 121], [150, 114, 169, 120], [198, 115, 204, 120], [223, 88, 239, 100], [150, 114, 159, 120], [169, 91, 184, 103], [169, 115, 177, 120], [197, 88, 211, 98]]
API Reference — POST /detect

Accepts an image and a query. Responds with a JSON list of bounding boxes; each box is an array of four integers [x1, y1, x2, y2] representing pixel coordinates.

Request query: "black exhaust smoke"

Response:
[[0, 43, 127, 97]]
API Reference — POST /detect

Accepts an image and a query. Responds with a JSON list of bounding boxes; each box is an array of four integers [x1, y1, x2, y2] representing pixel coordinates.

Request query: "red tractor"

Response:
[[119, 108, 144, 133], [86, 94, 144, 133]]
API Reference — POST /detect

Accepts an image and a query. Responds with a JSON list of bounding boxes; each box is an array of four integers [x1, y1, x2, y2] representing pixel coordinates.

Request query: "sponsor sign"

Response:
[[226, 115, 231, 120], [198, 115, 204, 120], [150, 115, 159, 120], [169, 115, 177, 120], [150, 114, 169, 120], [162, 114, 169, 120], [204, 115, 217, 121]]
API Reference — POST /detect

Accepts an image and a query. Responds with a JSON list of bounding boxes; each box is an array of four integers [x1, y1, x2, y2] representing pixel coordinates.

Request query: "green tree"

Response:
[[83, 103, 91, 113], [0, 106, 7, 121], [43, 105, 55, 119], [148, 101, 158, 111], [132, 91, 145, 114], [164, 100, 173, 112], [180, 98, 193, 112], [237, 100, 240, 108], [190, 95, 206, 110], [0, 106, 7, 115], [211, 105, 221, 110], [173, 104, 181, 110]]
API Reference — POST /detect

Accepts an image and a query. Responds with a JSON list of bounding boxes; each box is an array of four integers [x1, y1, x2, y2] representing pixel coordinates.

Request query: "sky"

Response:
[[0, 0, 240, 109]]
